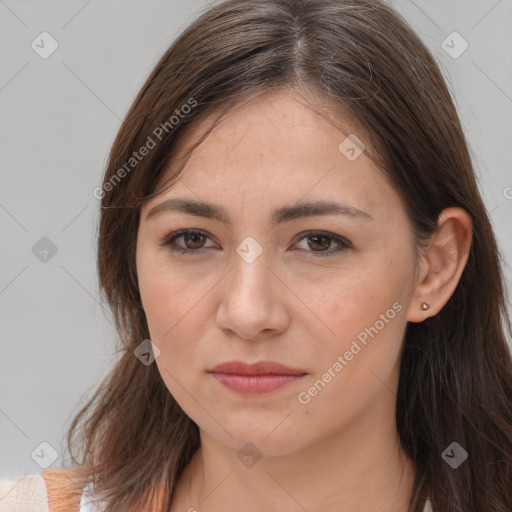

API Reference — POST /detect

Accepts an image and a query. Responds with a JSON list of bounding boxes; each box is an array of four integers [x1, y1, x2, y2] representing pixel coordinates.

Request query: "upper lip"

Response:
[[208, 360, 306, 376]]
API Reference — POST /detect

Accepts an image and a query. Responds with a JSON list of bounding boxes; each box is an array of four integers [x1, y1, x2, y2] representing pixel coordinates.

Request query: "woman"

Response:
[[2, 0, 511, 511]]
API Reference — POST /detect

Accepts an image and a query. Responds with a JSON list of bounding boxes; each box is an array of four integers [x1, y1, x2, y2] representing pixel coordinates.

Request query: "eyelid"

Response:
[[292, 230, 352, 257], [160, 229, 218, 252]]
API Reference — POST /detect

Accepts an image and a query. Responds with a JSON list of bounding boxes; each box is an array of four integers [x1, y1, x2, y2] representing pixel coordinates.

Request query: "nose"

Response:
[[215, 250, 290, 341]]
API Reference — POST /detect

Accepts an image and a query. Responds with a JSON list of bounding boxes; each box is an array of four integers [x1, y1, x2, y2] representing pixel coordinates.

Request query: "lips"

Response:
[[208, 360, 306, 376], [208, 360, 307, 394]]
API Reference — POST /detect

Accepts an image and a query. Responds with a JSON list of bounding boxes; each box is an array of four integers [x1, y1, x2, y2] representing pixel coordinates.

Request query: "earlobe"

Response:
[[407, 207, 473, 323]]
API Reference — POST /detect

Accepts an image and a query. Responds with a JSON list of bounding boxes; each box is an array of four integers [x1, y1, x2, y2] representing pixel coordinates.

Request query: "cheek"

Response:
[[140, 275, 203, 353], [137, 257, 215, 392], [138, 243, 204, 337], [139, 273, 207, 409], [295, 291, 407, 437], [301, 261, 410, 395], [310, 260, 408, 344], [318, 295, 406, 382]]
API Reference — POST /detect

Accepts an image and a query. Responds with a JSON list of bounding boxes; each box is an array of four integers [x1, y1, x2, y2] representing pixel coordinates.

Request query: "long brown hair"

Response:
[[65, 1, 512, 511]]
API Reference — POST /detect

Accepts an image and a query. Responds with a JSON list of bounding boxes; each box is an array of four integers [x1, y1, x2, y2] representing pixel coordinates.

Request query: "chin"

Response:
[[201, 417, 315, 458]]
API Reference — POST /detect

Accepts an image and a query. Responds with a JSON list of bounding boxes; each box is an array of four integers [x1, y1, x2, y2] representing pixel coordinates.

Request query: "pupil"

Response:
[[310, 235, 329, 251], [186, 233, 203, 249]]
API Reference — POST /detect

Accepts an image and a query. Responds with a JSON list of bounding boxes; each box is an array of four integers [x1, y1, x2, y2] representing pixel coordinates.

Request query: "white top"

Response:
[[0, 474, 49, 512], [79, 481, 107, 512], [0, 473, 433, 511], [0, 474, 103, 512]]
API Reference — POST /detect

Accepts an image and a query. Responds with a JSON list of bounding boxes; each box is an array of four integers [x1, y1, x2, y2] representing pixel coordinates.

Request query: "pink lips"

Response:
[[208, 361, 307, 394]]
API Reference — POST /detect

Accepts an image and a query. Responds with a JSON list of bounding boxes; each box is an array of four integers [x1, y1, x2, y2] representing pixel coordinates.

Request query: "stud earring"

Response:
[[421, 302, 431, 311]]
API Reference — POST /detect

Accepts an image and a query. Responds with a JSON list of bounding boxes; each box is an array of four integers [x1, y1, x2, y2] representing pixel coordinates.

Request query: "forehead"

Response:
[[144, 91, 399, 222]]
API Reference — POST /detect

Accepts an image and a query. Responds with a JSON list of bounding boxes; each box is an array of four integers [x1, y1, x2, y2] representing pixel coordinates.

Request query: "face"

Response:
[[136, 91, 419, 456]]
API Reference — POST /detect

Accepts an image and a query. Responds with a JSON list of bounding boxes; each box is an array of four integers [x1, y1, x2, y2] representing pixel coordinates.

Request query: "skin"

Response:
[[136, 90, 473, 512]]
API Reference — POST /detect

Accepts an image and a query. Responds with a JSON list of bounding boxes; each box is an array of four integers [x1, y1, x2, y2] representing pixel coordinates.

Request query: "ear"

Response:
[[407, 207, 473, 323]]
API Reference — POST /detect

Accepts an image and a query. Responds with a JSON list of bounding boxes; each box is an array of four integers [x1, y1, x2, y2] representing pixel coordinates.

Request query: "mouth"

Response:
[[207, 360, 307, 394]]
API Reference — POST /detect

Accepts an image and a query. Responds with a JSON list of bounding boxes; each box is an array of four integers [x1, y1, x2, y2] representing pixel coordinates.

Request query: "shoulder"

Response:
[[0, 473, 49, 512], [0, 469, 88, 512]]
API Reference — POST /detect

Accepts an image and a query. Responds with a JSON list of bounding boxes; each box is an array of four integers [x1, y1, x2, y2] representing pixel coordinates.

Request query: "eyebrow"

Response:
[[145, 197, 373, 227]]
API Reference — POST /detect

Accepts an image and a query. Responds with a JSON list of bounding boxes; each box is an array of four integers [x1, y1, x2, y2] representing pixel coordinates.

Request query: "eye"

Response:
[[160, 229, 352, 258], [292, 230, 351, 258], [160, 229, 216, 256]]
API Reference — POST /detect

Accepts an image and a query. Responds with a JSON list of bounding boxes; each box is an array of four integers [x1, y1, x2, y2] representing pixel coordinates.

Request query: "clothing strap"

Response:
[[40, 469, 83, 512]]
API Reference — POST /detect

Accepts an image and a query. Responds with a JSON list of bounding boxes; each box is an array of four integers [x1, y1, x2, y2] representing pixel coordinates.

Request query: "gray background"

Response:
[[1, 0, 511, 479]]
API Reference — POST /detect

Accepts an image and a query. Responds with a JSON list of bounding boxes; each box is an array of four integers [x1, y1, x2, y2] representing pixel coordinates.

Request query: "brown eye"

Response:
[[307, 234, 332, 252], [182, 232, 206, 250], [160, 229, 216, 256], [294, 231, 351, 258]]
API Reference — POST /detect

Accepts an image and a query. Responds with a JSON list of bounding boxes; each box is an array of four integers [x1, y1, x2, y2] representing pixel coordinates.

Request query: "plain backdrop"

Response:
[[1, 0, 511, 478]]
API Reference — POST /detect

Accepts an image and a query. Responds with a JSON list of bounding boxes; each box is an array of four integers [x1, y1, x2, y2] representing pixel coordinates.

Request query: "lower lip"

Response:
[[210, 372, 305, 394]]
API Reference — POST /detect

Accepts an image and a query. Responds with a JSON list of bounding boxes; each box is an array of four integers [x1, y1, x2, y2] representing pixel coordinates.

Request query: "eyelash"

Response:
[[159, 229, 352, 258]]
